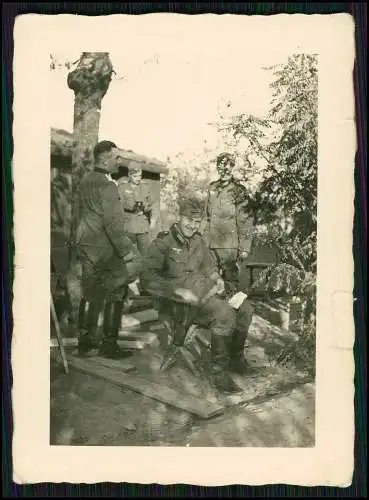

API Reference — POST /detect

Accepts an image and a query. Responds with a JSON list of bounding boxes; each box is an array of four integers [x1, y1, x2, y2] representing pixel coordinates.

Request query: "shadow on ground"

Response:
[[50, 356, 315, 447], [50, 300, 315, 447]]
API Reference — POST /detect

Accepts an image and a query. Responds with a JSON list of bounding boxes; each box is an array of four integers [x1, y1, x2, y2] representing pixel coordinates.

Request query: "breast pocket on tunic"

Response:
[[167, 248, 188, 277]]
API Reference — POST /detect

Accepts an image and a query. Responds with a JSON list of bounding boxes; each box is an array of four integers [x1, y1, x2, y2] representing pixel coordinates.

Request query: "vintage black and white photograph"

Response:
[[49, 30, 318, 449], [12, 12, 356, 485]]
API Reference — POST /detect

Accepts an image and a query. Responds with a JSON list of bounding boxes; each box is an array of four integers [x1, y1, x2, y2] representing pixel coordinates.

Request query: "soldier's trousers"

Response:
[[194, 296, 253, 339], [159, 295, 253, 340], [78, 249, 129, 303]]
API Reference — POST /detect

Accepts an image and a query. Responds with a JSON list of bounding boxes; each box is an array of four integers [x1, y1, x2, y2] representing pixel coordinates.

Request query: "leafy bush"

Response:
[[219, 54, 318, 375]]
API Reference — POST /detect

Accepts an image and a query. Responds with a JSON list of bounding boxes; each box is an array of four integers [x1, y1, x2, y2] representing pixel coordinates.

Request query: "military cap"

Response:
[[216, 152, 235, 167], [178, 197, 205, 217]]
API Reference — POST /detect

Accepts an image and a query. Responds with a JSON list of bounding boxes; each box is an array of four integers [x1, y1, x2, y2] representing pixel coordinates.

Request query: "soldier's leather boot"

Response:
[[78, 298, 101, 357], [210, 335, 242, 394], [98, 301, 133, 360], [229, 329, 258, 376]]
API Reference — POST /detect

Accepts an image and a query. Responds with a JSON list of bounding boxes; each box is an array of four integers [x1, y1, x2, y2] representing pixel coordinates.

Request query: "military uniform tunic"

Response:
[[76, 169, 136, 302], [204, 178, 254, 252], [140, 224, 253, 338], [118, 178, 153, 255], [203, 178, 254, 291]]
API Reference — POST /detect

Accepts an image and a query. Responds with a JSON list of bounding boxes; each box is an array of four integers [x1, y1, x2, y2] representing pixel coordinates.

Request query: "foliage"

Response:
[[275, 313, 316, 378], [50, 53, 122, 81], [218, 54, 318, 375], [160, 149, 217, 229]]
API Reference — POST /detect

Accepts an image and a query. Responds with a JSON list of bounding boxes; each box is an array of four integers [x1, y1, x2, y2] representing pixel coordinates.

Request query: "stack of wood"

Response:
[[50, 296, 166, 351]]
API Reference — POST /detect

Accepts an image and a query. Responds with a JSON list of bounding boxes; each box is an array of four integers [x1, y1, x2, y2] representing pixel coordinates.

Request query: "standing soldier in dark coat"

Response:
[[118, 166, 154, 256], [140, 197, 256, 394], [203, 153, 254, 294], [76, 141, 138, 359]]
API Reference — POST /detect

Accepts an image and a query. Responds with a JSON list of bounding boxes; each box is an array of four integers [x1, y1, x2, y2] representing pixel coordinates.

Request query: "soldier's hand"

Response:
[[239, 251, 249, 261], [215, 278, 225, 295], [123, 251, 137, 263], [174, 288, 199, 304]]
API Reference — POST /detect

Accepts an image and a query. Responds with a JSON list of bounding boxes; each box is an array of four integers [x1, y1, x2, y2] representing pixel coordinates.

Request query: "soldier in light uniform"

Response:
[[118, 166, 154, 256], [204, 153, 254, 294], [140, 197, 257, 394]]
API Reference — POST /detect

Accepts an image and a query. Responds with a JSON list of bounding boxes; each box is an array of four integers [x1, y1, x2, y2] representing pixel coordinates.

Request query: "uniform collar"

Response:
[[216, 177, 235, 188], [171, 224, 190, 247], [94, 167, 118, 186]]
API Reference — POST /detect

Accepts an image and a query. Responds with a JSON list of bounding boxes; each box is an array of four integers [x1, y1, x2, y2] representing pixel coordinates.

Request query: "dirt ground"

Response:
[[50, 301, 315, 448], [50, 358, 315, 447]]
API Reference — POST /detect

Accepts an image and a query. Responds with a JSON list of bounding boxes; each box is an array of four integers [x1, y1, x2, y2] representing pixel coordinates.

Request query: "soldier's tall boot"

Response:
[[229, 328, 258, 376], [98, 301, 133, 360], [78, 298, 101, 357], [210, 335, 242, 394]]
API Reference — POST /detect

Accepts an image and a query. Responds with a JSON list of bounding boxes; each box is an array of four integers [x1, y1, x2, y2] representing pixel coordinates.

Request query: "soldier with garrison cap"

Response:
[[204, 152, 254, 294], [140, 196, 256, 394]]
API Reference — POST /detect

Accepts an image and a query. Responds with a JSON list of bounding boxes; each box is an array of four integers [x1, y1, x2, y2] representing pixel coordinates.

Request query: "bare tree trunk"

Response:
[[66, 52, 113, 320]]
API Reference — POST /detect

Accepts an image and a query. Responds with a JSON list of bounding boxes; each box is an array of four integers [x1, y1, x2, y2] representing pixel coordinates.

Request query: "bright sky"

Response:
[[50, 18, 293, 162]]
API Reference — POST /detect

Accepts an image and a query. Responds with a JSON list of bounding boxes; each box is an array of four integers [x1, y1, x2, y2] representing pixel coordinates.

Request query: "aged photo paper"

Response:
[[12, 13, 356, 486]]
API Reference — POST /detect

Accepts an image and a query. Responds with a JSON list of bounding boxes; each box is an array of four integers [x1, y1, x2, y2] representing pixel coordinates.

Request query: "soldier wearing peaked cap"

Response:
[[203, 152, 255, 294], [140, 195, 256, 395], [118, 166, 155, 256]]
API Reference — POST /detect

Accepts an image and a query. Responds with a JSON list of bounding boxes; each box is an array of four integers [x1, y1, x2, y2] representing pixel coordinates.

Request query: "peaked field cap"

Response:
[[216, 152, 235, 166], [178, 197, 205, 217]]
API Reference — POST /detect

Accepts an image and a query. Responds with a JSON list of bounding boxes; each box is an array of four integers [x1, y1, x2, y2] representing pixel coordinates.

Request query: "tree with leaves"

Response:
[[218, 54, 318, 376]]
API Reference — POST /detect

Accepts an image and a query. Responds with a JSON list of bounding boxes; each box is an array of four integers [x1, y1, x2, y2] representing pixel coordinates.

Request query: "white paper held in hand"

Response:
[[228, 291, 248, 310], [128, 279, 141, 296]]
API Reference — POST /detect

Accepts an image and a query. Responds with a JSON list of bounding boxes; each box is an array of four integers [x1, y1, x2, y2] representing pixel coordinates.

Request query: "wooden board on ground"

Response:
[[50, 331, 159, 351], [67, 355, 225, 420], [88, 355, 137, 374], [51, 347, 136, 373]]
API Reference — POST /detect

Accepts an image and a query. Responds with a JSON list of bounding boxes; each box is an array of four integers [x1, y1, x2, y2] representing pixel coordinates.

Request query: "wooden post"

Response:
[[50, 293, 69, 375], [67, 52, 114, 266]]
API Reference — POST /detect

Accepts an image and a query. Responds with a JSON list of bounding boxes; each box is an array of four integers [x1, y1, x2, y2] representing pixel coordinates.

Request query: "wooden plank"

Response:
[[128, 309, 159, 323], [120, 331, 159, 350], [118, 331, 158, 343], [51, 337, 78, 348], [50, 334, 157, 350], [149, 322, 167, 331], [68, 356, 225, 419], [116, 339, 147, 350], [88, 355, 136, 373], [96, 308, 159, 329]]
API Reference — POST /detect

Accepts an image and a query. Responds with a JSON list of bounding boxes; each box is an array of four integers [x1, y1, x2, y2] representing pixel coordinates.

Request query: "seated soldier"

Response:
[[140, 197, 256, 394]]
